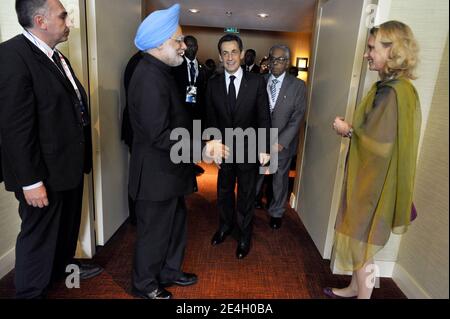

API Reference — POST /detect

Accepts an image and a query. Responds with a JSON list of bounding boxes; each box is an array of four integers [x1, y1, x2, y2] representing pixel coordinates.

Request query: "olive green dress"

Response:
[[333, 77, 421, 271]]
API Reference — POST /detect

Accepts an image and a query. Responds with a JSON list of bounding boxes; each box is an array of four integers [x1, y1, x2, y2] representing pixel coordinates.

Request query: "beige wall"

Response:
[[380, 0, 449, 299], [394, 38, 449, 299], [182, 26, 311, 82]]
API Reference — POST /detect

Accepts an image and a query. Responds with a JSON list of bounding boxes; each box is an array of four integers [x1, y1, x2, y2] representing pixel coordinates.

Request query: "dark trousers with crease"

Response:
[[133, 196, 186, 293], [256, 156, 293, 218], [217, 163, 258, 244], [14, 181, 84, 299]]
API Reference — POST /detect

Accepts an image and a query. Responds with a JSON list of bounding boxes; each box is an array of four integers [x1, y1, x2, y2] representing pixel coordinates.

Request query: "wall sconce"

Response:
[[296, 57, 309, 71]]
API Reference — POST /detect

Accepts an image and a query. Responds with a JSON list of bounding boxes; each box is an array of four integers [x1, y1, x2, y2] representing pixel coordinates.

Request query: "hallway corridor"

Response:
[[0, 164, 405, 299]]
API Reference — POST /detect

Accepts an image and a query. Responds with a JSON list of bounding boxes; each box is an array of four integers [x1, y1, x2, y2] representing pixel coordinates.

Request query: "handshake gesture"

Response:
[[203, 140, 271, 167], [204, 140, 230, 164]]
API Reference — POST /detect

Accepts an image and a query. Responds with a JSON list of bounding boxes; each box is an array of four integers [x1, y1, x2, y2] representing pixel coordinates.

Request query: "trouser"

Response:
[[217, 164, 258, 243], [133, 196, 187, 292], [14, 181, 84, 299], [256, 156, 293, 218]]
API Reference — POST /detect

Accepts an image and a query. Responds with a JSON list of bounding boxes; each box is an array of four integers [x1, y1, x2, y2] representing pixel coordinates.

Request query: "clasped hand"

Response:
[[332, 117, 352, 137], [205, 140, 230, 164], [24, 185, 49, 208]]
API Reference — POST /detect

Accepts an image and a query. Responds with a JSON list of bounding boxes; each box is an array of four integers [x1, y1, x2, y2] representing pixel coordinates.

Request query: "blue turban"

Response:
[[134, 3, 180, 51]]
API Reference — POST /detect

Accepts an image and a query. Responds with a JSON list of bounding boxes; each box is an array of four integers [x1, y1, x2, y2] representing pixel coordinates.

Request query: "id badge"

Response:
[[185, 86, 197, 103]]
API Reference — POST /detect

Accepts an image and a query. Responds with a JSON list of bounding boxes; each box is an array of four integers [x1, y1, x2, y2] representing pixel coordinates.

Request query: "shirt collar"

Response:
[[225, 66, 243, 81], [185, 56, 198, 65], [269, 71, 286, 84], [22, 29, 55, 59]]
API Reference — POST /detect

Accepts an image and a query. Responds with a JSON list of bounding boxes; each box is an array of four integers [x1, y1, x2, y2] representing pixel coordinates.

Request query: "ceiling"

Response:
[[146, 0, 317, 33]]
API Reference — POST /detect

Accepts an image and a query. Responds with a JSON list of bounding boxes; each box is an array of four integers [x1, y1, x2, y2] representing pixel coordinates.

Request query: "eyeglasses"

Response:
[[269, 56, 288, 64], [170, 35, 185, 44]]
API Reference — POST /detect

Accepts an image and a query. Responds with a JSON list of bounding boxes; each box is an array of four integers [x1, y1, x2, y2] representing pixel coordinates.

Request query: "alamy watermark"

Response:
[[170, 120, 280, 174], [65, 264, 80, 289], [365, 263, 380, 289]]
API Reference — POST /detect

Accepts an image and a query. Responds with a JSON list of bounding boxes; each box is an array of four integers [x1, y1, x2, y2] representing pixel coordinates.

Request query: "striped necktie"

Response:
[[270, 78, 279, 112]]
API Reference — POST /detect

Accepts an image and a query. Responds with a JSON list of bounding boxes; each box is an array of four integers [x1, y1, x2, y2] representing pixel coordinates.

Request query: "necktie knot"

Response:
[[230, 75, 236, 83], [272, 78, 279, 85]]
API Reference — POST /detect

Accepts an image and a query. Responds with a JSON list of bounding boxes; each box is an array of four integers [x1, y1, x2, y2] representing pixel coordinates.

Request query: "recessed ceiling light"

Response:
[[258, 13, 269, 18], [189, 8, 200, 13]]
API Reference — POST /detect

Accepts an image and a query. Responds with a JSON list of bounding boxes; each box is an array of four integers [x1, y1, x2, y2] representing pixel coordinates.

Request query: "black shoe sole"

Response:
[[160, 278, 198, 288], [79, 267, 104, 280]]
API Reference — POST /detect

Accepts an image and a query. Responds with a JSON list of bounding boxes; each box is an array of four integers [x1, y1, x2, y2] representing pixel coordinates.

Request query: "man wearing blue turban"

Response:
[[128, 4, 228, 299]]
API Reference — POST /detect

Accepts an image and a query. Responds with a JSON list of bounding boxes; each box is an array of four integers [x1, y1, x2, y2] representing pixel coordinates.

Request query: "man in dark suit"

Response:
[[206, 34, 271, 259], [129, 4, 228, 299], [242, 49, 261, 73], [256, 45, 307, 229], [172, 35, 207, 176], [121, 51, 144, 225], [0, 0, 102, 299]]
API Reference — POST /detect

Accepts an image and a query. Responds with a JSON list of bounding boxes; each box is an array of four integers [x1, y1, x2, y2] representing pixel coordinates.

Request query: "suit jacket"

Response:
[[128, 53, 196, 201], [0, 35, 92, 192], [172, 58, 207, 124], [266, 73, 307, 159], [206, 71, 271, 168], [121, 51, 144, 149], [242, 64, 260, 74]]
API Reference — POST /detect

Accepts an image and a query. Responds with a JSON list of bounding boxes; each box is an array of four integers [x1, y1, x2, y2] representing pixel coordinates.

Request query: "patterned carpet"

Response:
[[0, 164, 405, 299]]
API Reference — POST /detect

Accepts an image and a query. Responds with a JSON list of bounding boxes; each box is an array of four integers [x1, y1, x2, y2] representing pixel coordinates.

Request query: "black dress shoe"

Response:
[[78, 263, 104, 280], [236, 241, 251, 259], [211, 230, 231, 246], [132, 286, 172, 299], [160, 272, 198, 287], [270, 217, 282, 230]]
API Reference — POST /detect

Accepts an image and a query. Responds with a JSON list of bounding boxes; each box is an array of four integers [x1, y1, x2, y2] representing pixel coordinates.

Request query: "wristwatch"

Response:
[[345, 128, 353, 138]]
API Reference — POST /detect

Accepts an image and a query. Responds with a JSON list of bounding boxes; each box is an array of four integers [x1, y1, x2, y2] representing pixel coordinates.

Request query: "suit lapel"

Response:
[[26, 38, 78, 99], [218, 74, 231, 120], [234, 72, 248, 113]]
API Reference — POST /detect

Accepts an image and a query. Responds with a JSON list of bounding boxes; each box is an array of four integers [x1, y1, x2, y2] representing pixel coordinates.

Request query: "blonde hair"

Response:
[[370, 20, 419, 80]]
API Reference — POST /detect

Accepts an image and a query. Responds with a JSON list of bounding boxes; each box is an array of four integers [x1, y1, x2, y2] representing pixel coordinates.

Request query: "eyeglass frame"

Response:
[[269, 56, 289, 64], [170, 35, 185, 44]]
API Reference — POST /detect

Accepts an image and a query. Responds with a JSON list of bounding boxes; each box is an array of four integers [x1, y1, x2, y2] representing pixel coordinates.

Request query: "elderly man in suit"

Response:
[[256, 44, 307, 229], [128, 4, 228, 299], [206, 34, 271, 259], [0, 0, 103, 299]]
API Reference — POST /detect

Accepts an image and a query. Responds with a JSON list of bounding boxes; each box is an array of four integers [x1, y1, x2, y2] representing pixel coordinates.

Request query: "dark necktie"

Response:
[[228, 75, 237, 113], [52, 51, 66, 78], [189, 61, 196, 85]]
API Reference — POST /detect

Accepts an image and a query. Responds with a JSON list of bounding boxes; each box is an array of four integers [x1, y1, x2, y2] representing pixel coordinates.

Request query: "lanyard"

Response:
[[54, 50, 82, 102]]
